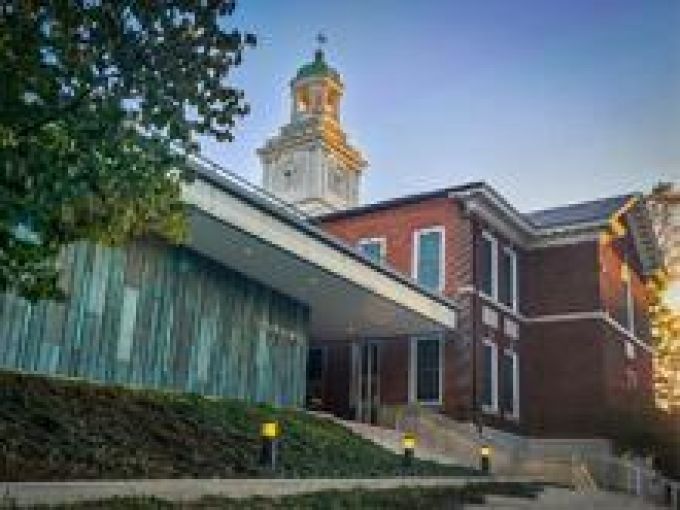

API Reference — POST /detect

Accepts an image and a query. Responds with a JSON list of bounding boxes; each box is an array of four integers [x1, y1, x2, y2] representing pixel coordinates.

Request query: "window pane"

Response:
[[307, 348, 323, 380], [500, 250, 514, 308], [416, 337, 440, 401], [500, 352, 514, 414], [481, 344, 493, 407], [417, 230, 442, 290], [480, 236, 493, 296], [360, 241, 383, 263]]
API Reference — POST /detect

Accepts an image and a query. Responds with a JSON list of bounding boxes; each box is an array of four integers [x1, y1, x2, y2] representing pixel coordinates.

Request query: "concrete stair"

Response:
[[311, 408, 610, 485], [310, 409, 676, 507]]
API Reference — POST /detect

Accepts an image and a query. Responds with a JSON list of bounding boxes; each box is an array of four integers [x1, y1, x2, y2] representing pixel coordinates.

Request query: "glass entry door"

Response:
[[353, 341, 380, 424]]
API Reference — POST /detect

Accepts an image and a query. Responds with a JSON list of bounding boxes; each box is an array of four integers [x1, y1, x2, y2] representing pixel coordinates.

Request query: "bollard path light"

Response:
[[402, 432, 416, 470], [480, 444, 491, 474], [260, 420, 280, 472]]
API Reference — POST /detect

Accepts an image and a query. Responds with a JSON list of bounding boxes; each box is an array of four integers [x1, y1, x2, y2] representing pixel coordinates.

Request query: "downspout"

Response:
[[471, 216, 481, 434]]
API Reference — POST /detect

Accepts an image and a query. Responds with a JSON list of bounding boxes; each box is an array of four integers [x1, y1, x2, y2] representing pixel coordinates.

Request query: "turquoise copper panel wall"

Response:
[[0, 239, 309, 407]]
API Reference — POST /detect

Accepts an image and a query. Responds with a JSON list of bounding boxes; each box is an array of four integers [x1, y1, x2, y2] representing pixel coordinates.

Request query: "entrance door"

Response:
[[353, 341, 380, 424]]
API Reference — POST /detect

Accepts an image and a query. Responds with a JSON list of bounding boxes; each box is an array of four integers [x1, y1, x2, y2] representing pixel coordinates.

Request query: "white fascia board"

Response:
[[183, 179, 456, 330], [450, 187, 619, 249]]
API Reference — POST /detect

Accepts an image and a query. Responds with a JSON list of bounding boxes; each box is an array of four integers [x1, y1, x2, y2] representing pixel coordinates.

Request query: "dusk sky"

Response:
[[201, 0, 680, 213]]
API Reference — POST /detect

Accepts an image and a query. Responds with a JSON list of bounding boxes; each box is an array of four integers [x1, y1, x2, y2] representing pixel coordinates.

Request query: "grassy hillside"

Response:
[[0, 371, 476, 481]]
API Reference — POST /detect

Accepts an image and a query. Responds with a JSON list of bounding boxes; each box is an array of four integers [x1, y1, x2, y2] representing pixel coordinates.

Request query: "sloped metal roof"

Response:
[[525, 194, 636, 229]]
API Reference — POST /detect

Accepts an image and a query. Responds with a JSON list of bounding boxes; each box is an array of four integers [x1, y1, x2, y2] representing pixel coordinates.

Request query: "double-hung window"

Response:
[[481, 339, 498, 413], [358, 238, 386, 264], [500, 247, 518, 311], [410, 334, 443, 404], [413, 227, 445, 292], [621, 260, 635, 333], [500, 349, 519, 419], [480, 231, 498, 299]]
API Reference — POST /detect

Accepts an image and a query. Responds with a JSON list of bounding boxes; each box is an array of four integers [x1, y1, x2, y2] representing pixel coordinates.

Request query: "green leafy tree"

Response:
[[0, 1, 255, 300]]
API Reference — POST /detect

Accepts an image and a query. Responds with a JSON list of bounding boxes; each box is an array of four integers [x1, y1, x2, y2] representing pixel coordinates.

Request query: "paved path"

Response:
[[469, 487, 666, 509], [0, 476, 489, 506], [1, 477, 665, 508]]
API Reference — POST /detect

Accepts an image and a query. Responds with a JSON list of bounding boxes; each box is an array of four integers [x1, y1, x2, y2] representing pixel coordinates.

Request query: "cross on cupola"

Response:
[[257, 37, 367, 216], [290, 33, 342, 122]]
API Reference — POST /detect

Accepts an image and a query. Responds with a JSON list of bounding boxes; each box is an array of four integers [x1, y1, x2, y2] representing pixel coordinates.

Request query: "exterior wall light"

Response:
[[480, 444, 491, 474], [260, 420, 280, 472], [402, 432, 416, 470]]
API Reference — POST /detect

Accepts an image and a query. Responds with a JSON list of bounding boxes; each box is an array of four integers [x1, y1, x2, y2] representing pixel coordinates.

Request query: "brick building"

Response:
[[313, 185, 661, 437], [259, 48, 663, 438]]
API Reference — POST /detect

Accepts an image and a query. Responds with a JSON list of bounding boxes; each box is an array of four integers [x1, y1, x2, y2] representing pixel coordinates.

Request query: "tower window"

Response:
[[326, 90, 339, 117], [329, 166, 348, 197], [296, 88, 310, 113]]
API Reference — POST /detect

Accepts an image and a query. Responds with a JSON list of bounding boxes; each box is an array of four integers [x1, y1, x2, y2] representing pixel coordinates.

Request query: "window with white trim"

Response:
[[358, 237, 386, 264], [500, 349, 519, 419], [481, 339, 498, 413], [410, 334, 443, 404], [413, 227, 445, 292], [480, 231, 498, 299], [500, 246, 518, 311], [621, 260, 635, 333]]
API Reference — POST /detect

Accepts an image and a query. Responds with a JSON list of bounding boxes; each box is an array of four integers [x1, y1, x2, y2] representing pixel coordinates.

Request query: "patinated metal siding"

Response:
[[0, 239, 309, 406]]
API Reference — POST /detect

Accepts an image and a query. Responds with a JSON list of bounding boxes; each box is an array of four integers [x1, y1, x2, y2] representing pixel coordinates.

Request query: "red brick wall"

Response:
[[318, 196, 656, 439], [450, 295, 475, 419], [321, 197, 475, 417], [598, 232, 652, 344], [600, 327, 654, 418], [523, 241, 600, 317], [321, 196, 473, 296], [522, 320, 607, 437]]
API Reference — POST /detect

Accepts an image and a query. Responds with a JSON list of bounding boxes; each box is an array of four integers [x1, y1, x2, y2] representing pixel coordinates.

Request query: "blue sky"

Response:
[[201, 0, 680, 212]]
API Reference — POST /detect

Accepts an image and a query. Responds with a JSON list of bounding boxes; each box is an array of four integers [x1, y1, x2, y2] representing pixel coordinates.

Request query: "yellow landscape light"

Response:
[[260, 420, 280, 472], [402, 432, 416, 471], [480, 444, 491, 474], [261, 421, 279, 440], [402, 433, 416, 451]]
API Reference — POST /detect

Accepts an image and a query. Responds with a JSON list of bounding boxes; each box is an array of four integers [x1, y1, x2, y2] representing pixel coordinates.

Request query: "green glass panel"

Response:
[[0, 239, 309, 407]]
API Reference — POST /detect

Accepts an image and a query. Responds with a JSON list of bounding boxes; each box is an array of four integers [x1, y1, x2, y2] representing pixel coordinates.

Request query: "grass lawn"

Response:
[[0, 371, 478, 481], [22, 482, 544, 509]]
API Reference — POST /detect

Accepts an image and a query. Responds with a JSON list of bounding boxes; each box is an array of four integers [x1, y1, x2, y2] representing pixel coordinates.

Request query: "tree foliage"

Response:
[[0, 1, 255, 300]]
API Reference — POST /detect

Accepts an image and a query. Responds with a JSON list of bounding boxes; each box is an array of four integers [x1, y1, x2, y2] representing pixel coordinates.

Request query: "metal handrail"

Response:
[[188, 153, 314, 223], [576, 452, 680, 508]]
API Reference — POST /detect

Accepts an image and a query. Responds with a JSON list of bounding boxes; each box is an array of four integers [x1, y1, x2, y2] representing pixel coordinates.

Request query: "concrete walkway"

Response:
[[0, 477, 665, 508], [469, 487, 666, 509]]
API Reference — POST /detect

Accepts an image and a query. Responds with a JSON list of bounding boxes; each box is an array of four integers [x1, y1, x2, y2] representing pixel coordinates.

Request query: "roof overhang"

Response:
[[181, 161, 457, 341], [451, 186, 656, 252]]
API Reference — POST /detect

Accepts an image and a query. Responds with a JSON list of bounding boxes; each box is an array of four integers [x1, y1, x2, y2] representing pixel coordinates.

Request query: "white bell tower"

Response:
[[258, 39, 366, 216]]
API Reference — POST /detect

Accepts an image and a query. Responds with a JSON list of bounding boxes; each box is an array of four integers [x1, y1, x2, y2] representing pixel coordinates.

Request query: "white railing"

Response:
[[188, 153, 314, 223], [392, 406, 680, 508], [577, 453, 680, 508]]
